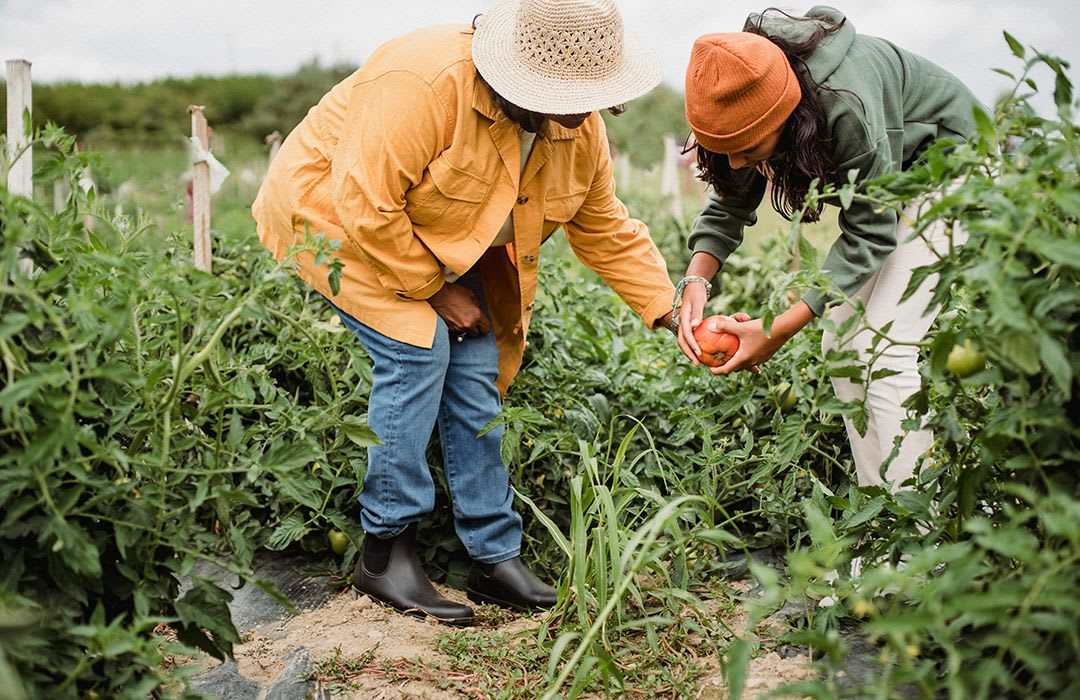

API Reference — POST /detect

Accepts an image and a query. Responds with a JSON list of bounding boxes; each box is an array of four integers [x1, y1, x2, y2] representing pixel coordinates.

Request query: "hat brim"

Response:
[[472, 0, 663, 115]]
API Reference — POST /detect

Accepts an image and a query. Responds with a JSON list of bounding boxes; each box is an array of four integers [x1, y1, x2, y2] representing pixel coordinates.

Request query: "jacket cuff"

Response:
[[395, 273, 446, 301], [641, 288, 677, 331], [801, 289, 831, 317]]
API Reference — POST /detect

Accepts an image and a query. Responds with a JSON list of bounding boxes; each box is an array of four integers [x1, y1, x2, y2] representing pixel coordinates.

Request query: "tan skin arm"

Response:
[[675, 251, 815, 375], [674, 123, 817, 374]]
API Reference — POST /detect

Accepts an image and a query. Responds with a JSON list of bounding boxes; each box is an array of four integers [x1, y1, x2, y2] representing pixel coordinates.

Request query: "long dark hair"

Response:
[[694, 9, 847, 223]]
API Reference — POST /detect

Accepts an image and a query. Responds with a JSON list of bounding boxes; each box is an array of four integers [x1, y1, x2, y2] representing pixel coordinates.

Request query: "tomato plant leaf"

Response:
[[1003, 31, 1025, 58]]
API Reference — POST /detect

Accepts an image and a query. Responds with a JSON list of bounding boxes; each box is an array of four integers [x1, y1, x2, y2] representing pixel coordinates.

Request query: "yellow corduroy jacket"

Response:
[[252, 25, 675, 394]]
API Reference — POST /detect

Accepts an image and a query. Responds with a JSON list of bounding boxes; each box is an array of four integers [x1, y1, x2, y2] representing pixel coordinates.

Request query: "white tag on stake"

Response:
[[187, 137, 231, 194]]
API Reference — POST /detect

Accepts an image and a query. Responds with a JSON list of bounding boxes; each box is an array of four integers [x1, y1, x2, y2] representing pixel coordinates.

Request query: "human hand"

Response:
[[675, 280, 710, 364], [427, 283, 491, 339], [703, 316, 788, 376], [677, 306, 754, 369]]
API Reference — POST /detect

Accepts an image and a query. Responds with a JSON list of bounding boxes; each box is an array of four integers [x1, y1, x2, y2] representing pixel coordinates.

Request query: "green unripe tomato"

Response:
[[772, 381, 797, 413], [327, 529, 349, 555], [946, 340, 986, 378]]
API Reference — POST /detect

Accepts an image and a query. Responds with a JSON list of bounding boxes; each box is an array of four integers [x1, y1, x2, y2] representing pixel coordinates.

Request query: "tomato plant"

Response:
[[0, 127, 371, 698]]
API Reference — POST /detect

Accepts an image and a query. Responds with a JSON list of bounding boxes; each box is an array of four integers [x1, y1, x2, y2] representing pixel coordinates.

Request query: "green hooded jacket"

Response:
[[687, 6, 985, 315]]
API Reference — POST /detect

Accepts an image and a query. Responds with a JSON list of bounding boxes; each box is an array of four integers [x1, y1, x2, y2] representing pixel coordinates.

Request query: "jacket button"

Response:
[[523, 255, 536, 264], [516, 195, 529, 205]]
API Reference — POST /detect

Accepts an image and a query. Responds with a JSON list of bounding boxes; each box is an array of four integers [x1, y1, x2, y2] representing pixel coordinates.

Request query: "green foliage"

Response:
[[518, 433, 725, 698], [0, 128, 371, 697], [602, 83, 690, 168], [1, 39, 1076, 700], [744, 48, 1080, 699]]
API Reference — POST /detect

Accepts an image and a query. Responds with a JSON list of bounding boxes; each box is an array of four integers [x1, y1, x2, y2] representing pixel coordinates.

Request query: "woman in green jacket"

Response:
[[675, 7, 983, 489]]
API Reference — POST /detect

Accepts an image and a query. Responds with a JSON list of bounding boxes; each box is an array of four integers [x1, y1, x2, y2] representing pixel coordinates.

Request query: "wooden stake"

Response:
[[265, 130, 282, 166], [660, 135, 683, 220], [7, 59, 36, 276], [78, 167, 95, 238], [6, 59, 32, 197], [53, 177, 70, 212], [189, 105, 212, 273], [615, 151, 631, 195]]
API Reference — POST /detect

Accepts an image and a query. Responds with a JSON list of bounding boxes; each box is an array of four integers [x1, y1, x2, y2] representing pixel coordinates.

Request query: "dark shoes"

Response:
[[352, 524, 474, 626], [467, 556, 558, 611], [352, 525, 556, 621]]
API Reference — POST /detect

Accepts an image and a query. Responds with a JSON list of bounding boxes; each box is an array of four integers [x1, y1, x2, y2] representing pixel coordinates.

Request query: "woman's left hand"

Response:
[[702, 316, 789, 376]]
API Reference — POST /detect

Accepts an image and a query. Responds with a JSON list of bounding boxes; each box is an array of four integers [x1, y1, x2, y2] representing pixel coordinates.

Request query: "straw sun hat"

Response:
[[472, 0, 663, 115]]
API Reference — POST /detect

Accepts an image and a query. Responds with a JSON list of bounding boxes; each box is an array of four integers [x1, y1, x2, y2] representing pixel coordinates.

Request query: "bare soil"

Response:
[[186, 579, 814, 699]]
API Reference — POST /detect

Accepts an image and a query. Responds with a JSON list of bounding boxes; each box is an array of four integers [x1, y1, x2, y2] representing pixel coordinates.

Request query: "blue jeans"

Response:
[[326, 272, 522, 563]]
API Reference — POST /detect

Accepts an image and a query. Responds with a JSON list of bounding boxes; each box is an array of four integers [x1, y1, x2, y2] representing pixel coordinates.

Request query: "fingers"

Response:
[[677, 331, 700, 366], [681, 310, 702, 358], [449, 311, 491, 340], [712, 343, 759, 376], [706, 318, 739, 336], [733, 312, 751, 323], [678, 291, 707, 358]]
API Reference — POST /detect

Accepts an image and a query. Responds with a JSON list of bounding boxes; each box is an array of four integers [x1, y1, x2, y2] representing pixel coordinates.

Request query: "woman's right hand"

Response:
[[675, 281, 710, 366], [427, 283, 490, 338]]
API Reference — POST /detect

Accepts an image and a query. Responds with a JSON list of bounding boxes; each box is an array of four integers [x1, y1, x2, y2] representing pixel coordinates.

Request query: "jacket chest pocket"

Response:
[[405, 158, 492, 227], [543, 190, 588, 224]]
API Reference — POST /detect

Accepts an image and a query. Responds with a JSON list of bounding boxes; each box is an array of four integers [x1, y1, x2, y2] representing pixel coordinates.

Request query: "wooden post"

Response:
[[78, 167, 95, 238], [265, 130, 282, 166], [189, 105, 212, 273], [6, 59, 32, 197], [660, 135, 683, 220], [7, 59, 35, 277], [53, 178, 70, 212], [616, 152, 631, 195]]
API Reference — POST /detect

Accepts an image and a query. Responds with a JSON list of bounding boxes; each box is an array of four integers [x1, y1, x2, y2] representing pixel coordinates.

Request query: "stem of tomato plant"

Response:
[[267, 307, 341, 404]]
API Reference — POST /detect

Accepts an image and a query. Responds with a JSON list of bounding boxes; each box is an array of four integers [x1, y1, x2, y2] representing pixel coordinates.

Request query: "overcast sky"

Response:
[[2, 0, 1078, 111]]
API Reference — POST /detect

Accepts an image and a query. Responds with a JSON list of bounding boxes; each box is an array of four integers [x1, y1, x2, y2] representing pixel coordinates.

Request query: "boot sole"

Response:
[[353, 584, 475, 626], [466, 588, 553, 612]]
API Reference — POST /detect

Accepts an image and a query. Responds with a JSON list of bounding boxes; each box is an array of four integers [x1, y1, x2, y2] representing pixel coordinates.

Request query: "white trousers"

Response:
[[821, 197, 965, 489]]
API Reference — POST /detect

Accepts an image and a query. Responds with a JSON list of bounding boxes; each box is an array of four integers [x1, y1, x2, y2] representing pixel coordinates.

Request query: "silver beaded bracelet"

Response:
[[671, 275, 713, 334]]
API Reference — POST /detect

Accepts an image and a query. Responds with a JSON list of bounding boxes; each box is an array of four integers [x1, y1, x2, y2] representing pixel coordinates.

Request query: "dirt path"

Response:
[[209, 580, 815, 699]]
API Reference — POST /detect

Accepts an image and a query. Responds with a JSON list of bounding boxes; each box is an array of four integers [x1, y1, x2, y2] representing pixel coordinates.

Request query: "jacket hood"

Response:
[[745, 5, 855, 83]]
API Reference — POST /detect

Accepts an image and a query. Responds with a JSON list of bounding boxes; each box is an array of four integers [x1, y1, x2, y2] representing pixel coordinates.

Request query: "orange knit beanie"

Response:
[[685, 32, 801, 154]]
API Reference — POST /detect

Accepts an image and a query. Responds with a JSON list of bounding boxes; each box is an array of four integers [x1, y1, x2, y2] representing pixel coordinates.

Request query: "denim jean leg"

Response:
[[326, 300, 449, 537], [437, 273, 523, 563]]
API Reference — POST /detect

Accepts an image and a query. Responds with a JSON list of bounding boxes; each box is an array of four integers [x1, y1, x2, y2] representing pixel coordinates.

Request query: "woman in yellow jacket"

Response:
[[253, 0, 675, 625]]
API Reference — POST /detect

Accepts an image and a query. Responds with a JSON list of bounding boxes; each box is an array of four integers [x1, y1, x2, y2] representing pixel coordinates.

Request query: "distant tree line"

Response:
[[1, 61, 688, 167], [0, 61, 355, 149]]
